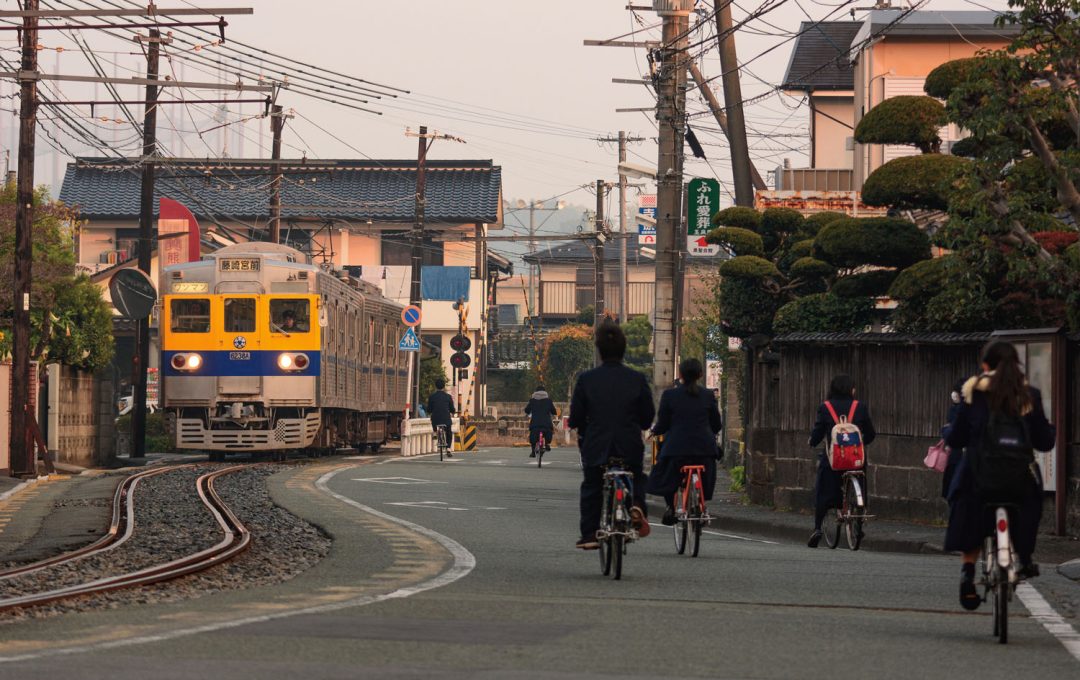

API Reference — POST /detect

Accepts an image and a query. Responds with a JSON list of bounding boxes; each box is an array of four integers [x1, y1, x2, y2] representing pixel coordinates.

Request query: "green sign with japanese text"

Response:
[[687, 178, 720, 236]]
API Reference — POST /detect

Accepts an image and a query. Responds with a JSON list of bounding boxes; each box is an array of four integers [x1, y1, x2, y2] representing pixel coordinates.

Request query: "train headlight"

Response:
[[171, 354, 187, 370], [185, 353, 202, 370], [277, 353, 294, 370], [293, 353, 309, 370], [171, 353, 202, 371]]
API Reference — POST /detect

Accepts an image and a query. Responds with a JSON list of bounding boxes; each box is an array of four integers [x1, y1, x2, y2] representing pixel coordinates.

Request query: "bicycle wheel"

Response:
[[673, 486, 688, 554], [612, 534, 624, 580], [536, 440, 543, 468], [823, 508, 841, 549], [844, 476, 865, 551], [689, 482, 702, 558], [995, 566, 1009, 644]]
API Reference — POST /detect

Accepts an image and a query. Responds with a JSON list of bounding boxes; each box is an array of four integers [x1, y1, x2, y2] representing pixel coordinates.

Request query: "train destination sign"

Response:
[[219, 258, 261, 272], [108, 268, 157, 319]]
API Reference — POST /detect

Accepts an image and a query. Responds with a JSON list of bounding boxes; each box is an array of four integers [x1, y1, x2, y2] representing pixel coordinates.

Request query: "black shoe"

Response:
[[446, 452, 453, 458], [960, 572, 981, 611], [529, 451, 536, 458], [1019, 562, 1040, 579], [545, 445, 551, 452], [807, 530, 822, 548], [661, 506, 676, 526], [575, 535, 600, 550]]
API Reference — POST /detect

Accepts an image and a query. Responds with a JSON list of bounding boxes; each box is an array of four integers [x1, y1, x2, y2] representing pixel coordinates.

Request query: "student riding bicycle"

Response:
[[426, 378, 456, 457], [525, 384, 557, 458], [807, 374, 876, 548], [646, 358, 723, 526], [944, 341, 1055, 610], [568, 319, 655, 550]]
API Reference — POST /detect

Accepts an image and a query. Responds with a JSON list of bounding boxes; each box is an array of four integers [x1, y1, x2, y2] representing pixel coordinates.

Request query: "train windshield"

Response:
[[170, 298, 210, 333], [224, 298, 256, 333], [270, 299, 310, 333]]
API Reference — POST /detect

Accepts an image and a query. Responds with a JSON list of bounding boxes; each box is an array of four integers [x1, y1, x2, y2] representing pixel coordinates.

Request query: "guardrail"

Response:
[[401, 416, 460, 457]]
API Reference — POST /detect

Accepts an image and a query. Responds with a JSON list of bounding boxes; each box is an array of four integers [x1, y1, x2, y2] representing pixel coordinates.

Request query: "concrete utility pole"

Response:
[[10, 0, 39, 476], [687, 61, 766, 195], [268, 103, 284, 243], [715, 0, 757, 206], [131, 28, 164, 462], [651, 0, 691, 395], [598, 132, 645, 323], [594, 179, 606, 367]]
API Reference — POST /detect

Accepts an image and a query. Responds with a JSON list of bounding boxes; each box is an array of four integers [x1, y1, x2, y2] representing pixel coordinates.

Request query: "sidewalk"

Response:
[[650, 469, 1080, 580]]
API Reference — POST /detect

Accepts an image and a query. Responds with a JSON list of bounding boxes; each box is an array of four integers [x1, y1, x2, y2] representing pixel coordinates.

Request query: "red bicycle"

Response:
[[533, 431, 546, 468], [674, 464, 710, 557]]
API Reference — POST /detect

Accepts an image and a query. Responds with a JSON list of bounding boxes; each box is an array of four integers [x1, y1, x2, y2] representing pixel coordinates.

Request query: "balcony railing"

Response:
[[539, 280, 654, 318]]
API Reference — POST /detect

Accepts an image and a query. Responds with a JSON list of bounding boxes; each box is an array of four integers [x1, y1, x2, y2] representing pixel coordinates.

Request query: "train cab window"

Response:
[[270, 299, 310, 333], [170, 298, 210, 333], [224, 298, 256, 333]]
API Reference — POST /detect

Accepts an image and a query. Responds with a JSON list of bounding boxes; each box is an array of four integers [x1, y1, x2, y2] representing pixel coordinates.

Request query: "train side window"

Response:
[[170, 298, 210, 333], [224, 298, 256, 333], [269, 299, 310, 333]]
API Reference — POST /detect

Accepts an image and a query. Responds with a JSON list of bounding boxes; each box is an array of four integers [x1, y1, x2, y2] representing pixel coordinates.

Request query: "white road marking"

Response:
[[352, 476, 447, 485], [386, 501, 469, 511], [0, 466, 476, 664], [1016, 583, 1080, 663], [702, 529, 779, 545]]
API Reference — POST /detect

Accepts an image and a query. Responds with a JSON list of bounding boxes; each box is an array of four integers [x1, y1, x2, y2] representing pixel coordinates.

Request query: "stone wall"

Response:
[[48, 365, 114, 469]]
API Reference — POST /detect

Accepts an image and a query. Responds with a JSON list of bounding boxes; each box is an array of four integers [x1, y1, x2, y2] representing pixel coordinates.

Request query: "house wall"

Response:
[[852, 36, 1013, 185], [812, 94, 855, 169]]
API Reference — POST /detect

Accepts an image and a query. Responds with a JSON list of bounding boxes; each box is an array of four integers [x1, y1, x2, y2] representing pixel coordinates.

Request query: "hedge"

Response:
[[830, 269, 898, 298], [789, 257, 835, 280], [802, 211, 846, 236], [814, 217, 931, 269], [888, 255, 955, 301], [719, 276, 778, 338], [706, 227, 765, 257], [712, 206, 761, 229], [924, 57, 980, 99], [719, 255, 780, 280], [773, 293, 874, 335], [861, 154, 968, 210], [854, 95, 947, 153]]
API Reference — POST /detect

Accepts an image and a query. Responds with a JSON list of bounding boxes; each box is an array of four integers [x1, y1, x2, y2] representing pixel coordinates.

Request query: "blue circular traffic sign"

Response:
[[401, 305, 422, 327]]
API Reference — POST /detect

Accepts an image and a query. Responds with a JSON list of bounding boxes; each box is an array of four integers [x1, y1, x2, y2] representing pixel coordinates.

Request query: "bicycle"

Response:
[[821, 470, 870, 551], [435, 424, 451, 461], [673, 464, 711, 557], [533, 431, 547, 468], [981, 503, 1020, 644], [598, 458, 638, 580]]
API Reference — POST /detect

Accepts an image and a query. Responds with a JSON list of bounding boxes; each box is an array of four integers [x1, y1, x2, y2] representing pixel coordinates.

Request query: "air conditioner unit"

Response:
[[845, 137, 855, 151]]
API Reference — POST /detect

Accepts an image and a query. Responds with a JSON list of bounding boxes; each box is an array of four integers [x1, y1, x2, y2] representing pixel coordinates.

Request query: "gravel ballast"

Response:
[[0, 463, 331, 622]]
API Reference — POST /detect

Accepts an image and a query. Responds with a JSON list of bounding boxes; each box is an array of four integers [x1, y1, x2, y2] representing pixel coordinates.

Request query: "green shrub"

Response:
[[802, 212, 846, 236], [712, 206, 761, 229], [761, 207, 805, 234], [1065, 242, 1080, 269], [789, 239, 815, 259], [773, 293, 874, 334], [888, 256, 955, 300], [814, 217, 931, 269], [719, 255, 780, 280], [729, 465, 746, 492], [949, 136, 985, 158], [831, 269, 898, 298], [861, 155, 968, 210], [706, 227, 765, 257], [789, 257, 835, 280], [854, 96, 947, 153], [719, 277, 778, 338], [924, 57, 980, 99]]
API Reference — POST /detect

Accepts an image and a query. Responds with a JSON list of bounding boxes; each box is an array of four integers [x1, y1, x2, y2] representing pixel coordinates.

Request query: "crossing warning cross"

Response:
[[398, 327, 421, 352]]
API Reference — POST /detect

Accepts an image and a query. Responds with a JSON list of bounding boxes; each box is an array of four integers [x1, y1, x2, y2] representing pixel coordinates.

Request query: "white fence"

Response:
[[401, 416, 460, 457]]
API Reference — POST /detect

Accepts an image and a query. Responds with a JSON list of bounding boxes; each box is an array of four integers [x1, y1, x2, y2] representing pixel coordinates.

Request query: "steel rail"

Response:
[[0, 465, 250, 612], [0, 465, 186, 581]]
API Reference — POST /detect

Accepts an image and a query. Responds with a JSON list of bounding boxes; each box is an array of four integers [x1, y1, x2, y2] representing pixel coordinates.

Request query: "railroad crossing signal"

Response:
[[398, 327, 421, 352], [450, 333, 471, 369]]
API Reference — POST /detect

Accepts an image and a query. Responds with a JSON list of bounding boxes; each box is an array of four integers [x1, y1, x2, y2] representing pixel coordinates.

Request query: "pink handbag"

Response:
[[924, 439, 949, 472]]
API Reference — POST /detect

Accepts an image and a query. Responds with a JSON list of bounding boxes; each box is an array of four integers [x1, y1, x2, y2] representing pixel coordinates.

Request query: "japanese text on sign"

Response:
[[219, 258, 261, 273]]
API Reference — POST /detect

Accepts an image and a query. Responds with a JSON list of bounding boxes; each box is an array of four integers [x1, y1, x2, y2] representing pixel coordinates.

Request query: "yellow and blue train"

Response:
[[161, 242, 407, 459]]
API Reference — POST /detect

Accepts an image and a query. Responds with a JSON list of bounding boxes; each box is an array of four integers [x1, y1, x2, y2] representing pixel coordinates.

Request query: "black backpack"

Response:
[[972, 410, 1035, 502]]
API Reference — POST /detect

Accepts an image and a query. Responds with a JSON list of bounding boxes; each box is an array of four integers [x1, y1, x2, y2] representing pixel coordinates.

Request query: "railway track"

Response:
[[0, 465, 250, 613]]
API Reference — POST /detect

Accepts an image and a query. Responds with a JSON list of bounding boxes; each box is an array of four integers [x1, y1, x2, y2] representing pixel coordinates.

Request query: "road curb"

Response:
[[1058, 558, 1080, 582]]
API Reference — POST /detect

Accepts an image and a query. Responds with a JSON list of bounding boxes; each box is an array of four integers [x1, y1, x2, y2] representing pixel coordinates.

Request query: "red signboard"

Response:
[[158, 197, 201, 268]]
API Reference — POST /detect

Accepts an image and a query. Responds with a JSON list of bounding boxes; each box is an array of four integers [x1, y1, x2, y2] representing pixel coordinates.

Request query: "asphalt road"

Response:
[[1, 446, 1078, 679]]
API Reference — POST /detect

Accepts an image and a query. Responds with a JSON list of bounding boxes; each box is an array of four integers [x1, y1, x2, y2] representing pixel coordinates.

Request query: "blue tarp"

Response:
[[421, 266, 471, 302]]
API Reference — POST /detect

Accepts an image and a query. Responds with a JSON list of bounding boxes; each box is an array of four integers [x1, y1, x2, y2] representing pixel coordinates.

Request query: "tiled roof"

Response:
[[772, 332, 992, 346], [523, 237, 653, 265], [782, 21, 861, 92], [59, 158, 502, 224]]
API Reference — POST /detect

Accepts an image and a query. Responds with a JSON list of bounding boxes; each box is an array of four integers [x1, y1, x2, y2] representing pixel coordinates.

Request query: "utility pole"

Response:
[[268, 103, 283, 243], [651, 0, 691, 395], [715, 0, 757, 206], [405, 126, 465, 416], [598, 132, 645, 323], [594, 179, 606, 366], [131, 28, 163, 462], [10, 0, 38, 476], [687, 61, 766, 195]]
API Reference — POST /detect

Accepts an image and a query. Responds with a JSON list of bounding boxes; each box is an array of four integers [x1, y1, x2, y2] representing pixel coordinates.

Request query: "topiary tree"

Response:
[[830, 269, 898, 299], [924, 57, 980, 99], [861, 154, 969, 210], [711, 206, 761, 230], [802, 211, 846, 236], [705, 227, 764, 257], [623, 316, 652, 379], [814, 217, 931, 270], [419, 355, 447, 404], [773, 293, 875, 335], [854, 95, 947, 154], [540, 324, 594, 402]]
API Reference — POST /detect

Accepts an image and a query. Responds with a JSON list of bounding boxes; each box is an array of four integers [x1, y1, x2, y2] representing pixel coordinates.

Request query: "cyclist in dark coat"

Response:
[[426, 378, 456, 456], [568, 319, 655, 550], [647, 358, 723, 525], [945, 341, 1055, 610], [806, 374, 876, 548], [524, 385, 557, 457]]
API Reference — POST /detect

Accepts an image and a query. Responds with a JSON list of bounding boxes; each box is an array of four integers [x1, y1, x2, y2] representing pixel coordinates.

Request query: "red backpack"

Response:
[[824, 401, 866, 471]]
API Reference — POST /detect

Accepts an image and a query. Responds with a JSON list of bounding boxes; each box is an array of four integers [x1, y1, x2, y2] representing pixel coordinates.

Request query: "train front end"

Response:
[[161, 245, 322, 454]]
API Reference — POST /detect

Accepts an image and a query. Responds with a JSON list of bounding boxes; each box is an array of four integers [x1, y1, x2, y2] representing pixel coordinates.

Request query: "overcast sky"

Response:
[[1, 0, 1005, 238]]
